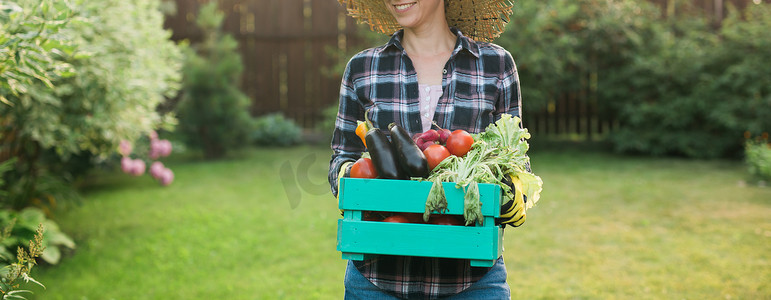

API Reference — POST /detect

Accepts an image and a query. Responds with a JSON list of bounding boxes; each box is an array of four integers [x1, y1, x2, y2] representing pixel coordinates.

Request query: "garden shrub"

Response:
[[745, 135, 771, 183], [0, 207, 75, 266], [175, 2, 255, 159], [1, 0, 183, 208], [606, 15, 719, 157], [252, 113, 303, 147], [0, 216, 45, 298], [0, 160, 66, 297], [701, 4, 771, 156], [610, 4, 771, 158], [1, 0, 181, 158]]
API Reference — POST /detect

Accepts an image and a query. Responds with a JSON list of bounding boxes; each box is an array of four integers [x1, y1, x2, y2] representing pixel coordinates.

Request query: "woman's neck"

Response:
[[402, 22, 456, 57]]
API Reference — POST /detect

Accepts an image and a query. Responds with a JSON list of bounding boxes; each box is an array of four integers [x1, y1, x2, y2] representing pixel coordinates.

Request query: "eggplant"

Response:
[[365, 128, 403, 179], [388, 123, 429, 178]]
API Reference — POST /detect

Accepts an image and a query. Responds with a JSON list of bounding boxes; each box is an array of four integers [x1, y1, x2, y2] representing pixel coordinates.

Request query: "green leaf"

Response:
[[423, 179, 448, 222], [0, 37, 20, 50], [0, 3, 22, 15], [16, 209, 44, 230], [42, 227, 76, 249], [463, 181, 483, 226], [0, 246, 13, 262], [515, 172, 543, 210], [22, 272, 45, 289], [0, 95, 11, 106], [6, 289, 35, 299], [40, 246, 60, 264]]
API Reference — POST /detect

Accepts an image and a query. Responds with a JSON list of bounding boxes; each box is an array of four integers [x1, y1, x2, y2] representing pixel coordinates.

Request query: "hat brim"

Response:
[[339, 0, 514, 42]]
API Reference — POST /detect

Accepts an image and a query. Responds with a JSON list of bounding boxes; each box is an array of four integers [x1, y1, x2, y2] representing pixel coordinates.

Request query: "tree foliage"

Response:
[[608, 3, 771, 158], [496, 1, 770, 158], [175, 2, 255, 159]]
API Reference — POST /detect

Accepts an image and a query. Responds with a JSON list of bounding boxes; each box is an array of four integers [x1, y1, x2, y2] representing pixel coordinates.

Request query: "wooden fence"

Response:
[[163, 0, 754, 136], [164, 0, 359, 129]]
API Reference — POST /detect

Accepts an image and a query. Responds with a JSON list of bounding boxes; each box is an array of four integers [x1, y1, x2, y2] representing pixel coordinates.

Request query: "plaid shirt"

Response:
[[328, 28, 521, 299]]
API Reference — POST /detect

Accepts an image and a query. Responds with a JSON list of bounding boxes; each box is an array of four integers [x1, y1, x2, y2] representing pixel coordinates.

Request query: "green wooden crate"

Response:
[[337, 177, 504, 267]]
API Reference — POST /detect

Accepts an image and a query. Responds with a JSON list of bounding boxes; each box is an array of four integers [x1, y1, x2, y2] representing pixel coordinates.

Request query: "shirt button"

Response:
[[424, 97, 430, 102], [424, 86, 431, 92], [423, 113, 430, 118]]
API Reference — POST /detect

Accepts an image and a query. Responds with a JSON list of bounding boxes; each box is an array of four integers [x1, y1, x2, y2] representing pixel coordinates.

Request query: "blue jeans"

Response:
[[344, 257, 510, 299]]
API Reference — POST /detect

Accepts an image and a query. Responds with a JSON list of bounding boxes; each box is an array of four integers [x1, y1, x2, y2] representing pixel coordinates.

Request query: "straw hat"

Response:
[[338, 0, 515, 42]]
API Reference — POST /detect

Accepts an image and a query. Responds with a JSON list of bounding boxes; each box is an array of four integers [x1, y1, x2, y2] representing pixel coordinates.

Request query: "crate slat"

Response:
[[339, 178, 501, 217], [337, 220, 502, 266]]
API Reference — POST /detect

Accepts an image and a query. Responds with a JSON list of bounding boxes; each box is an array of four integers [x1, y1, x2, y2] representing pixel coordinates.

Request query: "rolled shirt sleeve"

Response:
[[494, 48, 521, 122], [328, 57, 366, 197]]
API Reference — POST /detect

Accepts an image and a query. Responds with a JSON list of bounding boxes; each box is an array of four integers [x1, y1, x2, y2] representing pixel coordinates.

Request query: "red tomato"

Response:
[[382, 214, 410, 223], [350, 157, 378, 178], [423, 144, 451, 171], [362, 211, 381, 221], [445, 130, 473, 157], [428, 214, 464, 225], [401, 213, 425, 223]]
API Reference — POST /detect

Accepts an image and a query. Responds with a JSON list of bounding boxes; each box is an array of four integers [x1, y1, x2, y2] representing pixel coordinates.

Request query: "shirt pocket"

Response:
[[452, 79, 497, 132]]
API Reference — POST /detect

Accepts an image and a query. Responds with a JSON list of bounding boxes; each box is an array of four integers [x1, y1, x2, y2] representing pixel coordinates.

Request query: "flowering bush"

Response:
[[0, 0, 182, 210], [120, 132, 175, 186]]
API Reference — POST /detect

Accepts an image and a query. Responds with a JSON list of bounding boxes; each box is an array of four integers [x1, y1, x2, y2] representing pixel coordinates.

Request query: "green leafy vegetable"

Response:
[[420, 114, 543, 225]]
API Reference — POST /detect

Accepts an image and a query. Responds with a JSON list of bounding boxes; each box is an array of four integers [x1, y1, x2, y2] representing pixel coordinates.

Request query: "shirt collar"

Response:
[[380, 27, 480, 58]]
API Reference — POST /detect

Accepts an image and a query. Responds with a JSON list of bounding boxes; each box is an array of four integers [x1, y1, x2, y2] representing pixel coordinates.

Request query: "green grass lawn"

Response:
[[26, 145, 771, 299]]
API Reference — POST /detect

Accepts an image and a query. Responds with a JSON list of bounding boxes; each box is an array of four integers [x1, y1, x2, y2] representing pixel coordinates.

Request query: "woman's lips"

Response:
[[393, 2, 416, 13]]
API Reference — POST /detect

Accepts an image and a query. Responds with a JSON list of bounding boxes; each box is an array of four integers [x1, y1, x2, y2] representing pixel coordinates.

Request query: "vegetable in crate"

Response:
[[428, 214, 464, 225], [422, 114, 543, 226], [381, 213, 424, 224], [356, 121, 371, 148], [423, 144, 451, 171], [355, 108, 374, 148], [388, 123, 429, 178], [437, 128, 451, 144], [445, 129, 474, 157], [414, 127, 469, 154], [382, 214, 410, 223], [350, 157, 378, 179], [365, 128, 403, 179]]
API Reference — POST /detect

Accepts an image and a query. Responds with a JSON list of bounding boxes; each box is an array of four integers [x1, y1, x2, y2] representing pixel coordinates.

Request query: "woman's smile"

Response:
[[393, 2, 417, 13]]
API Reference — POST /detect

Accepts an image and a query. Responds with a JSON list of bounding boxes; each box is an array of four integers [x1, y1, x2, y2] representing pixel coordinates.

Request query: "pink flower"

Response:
[[158, 168, 174, 186], [119, 140, 133, 157], [159, 140, 172, 157], [149, 130, 158, 141], [131, 159, 146, 176], [150, 161, 165, 179], [149, 140, 160, 160], [121, 157, 133, 174], [150, 139, 173, 159]]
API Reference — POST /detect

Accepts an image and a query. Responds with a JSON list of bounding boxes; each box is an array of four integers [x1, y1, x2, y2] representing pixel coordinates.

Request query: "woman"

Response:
[[329, 0, 522, 298]]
